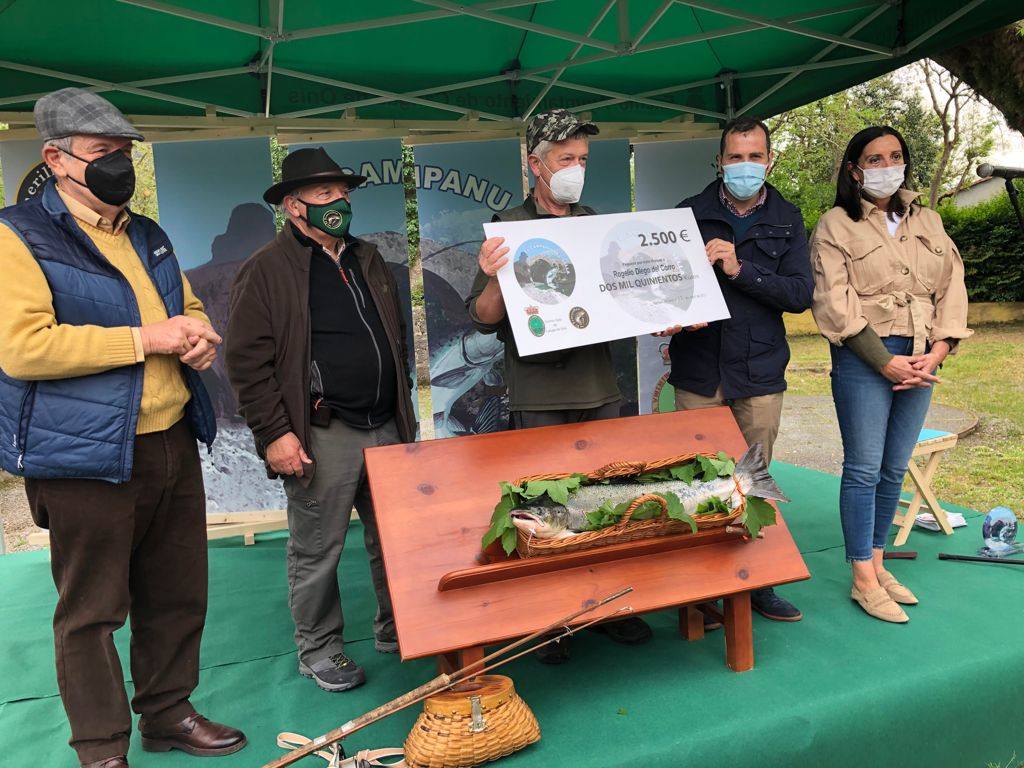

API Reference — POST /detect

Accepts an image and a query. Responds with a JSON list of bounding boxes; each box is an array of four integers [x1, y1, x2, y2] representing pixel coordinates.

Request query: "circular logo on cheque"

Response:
[[569, 306, 590, 329], [527, 315, 546, 337]]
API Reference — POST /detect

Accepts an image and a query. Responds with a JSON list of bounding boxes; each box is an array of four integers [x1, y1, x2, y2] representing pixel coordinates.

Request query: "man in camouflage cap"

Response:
[[466, 109, 652, 663]]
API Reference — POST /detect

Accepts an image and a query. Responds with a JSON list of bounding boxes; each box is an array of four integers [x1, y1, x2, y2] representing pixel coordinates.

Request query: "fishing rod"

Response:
[[263, 587, 634, 768], [938, 553, 1024, 565]]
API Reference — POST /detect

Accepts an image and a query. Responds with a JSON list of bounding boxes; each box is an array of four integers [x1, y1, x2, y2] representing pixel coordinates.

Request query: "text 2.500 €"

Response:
[[637, 230, 691, 247]]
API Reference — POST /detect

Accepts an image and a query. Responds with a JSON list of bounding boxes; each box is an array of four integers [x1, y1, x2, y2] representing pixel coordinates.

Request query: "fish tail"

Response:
[[735, 443, 790, 503]]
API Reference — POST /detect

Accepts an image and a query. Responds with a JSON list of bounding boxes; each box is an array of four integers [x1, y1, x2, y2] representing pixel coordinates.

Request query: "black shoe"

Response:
[[751, 587, 803, 622], [587, 616, 653, 645], [374, 631, 399, 654], [299, 651, 367, 691], [534, 633, 571, 665]]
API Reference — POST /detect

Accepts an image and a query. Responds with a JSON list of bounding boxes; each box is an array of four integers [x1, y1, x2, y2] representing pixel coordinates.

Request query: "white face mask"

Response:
[[540, 158, 585, 204], [858, 164, 906, 199]]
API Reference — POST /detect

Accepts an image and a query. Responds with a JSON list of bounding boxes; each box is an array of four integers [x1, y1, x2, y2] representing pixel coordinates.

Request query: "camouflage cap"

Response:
[[526, 109, 598, 154]]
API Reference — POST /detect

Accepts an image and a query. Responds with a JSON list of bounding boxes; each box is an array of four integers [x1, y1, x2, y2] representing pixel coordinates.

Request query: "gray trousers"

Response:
[[510, 400, 621, 429], [282, 418, 399, 664]]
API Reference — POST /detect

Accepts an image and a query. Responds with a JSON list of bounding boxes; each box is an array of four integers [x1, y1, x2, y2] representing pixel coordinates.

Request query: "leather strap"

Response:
[[276, 733, 406, 768]]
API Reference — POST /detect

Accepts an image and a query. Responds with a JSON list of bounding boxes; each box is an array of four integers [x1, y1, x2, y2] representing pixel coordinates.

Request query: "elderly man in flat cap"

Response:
[[466, 109, 651, 663], [0, 89, 245, 766], [226, 147, 416, 693]]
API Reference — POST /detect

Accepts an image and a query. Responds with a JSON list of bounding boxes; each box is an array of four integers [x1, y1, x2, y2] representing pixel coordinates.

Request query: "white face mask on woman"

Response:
[[540, 159, 585, 204], [859, 164, 905, 199]]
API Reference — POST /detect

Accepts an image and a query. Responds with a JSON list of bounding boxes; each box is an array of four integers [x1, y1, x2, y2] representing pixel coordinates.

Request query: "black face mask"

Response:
[[61, 147, 136, 206]]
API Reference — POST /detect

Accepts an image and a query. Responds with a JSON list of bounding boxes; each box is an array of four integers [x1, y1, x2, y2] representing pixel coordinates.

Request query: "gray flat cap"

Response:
[[34, 88, 144, 142]]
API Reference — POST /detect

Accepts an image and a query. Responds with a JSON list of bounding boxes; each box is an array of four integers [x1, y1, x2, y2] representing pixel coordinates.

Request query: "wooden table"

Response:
[[365, 408, 809, 673]]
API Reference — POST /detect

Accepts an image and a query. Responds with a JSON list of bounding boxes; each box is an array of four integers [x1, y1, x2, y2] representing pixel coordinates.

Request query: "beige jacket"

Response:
[[811, 190, 972, 354]]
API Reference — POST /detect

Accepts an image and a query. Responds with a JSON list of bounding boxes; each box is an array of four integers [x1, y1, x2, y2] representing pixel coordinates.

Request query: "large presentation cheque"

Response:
[[483, 208, 731, 356]]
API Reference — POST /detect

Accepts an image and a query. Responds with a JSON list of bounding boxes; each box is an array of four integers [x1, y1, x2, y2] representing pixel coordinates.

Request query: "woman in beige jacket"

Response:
[[811, 126, 971, 623]]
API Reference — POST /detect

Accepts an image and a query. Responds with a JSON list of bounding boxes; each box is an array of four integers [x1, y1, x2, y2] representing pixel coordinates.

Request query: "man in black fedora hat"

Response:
[[226, 147, 416, 691]]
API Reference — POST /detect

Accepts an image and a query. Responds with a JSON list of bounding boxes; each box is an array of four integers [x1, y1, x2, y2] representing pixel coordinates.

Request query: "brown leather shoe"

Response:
[[141, 713, 247, 757], [81, 758, 128, 768]]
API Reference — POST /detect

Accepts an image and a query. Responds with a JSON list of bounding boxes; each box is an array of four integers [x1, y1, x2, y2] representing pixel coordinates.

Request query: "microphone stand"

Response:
[[1004, 177, 1024, 233]]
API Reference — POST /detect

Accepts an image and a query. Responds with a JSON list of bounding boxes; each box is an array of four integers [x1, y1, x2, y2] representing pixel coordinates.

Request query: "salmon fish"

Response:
[[510, 443, 788, 540]]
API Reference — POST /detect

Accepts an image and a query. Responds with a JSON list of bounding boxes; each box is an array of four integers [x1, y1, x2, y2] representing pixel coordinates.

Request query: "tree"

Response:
[[918, 60, 996, 208], [936, 22, 1024, 136]]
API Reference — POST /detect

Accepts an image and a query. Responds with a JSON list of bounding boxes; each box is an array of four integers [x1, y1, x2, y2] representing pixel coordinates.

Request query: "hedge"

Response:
[[939, 179, 1024, 302]]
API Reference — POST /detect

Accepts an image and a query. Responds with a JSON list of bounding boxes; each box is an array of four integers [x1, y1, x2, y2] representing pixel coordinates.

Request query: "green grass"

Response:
[[787, 323, 1024, 517]]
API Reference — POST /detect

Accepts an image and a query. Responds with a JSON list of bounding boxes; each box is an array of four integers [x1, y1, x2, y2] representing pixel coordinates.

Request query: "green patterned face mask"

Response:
[[299, 196, 352, 237]]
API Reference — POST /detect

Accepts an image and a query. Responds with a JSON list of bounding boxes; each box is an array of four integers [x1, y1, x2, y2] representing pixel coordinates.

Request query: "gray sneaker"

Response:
[[298, 652, 366, 692]]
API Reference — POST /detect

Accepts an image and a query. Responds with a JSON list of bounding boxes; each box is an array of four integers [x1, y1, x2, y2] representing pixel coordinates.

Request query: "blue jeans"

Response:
[[831, 336, 934, 561]]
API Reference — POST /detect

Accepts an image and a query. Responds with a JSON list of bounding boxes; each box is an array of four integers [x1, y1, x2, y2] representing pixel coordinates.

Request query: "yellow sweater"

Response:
[[0, 188, 211, 434]]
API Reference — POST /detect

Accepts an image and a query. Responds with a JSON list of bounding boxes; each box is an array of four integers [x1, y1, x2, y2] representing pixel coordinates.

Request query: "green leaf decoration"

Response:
[[500, 527, 518, 555], [521, 475, 583, 504], [696, 455, 718, 481], [669, 462, 699, 484], [660, 492, 697, 533], [743, 496, 778, 539], [627, 499, 664, 521], [637, 469, 672, 483], [695, 496, 731, 516]]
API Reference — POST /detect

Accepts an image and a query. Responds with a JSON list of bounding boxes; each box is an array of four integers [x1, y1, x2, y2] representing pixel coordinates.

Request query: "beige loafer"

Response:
[[851, 584, 909, 623], [877, 571, 918, 605]]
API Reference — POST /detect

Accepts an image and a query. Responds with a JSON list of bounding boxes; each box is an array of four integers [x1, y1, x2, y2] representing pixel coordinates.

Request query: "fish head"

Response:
[[510, 506, 568, 539]]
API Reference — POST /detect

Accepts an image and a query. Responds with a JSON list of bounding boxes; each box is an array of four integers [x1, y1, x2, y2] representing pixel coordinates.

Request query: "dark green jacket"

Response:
[[466, 195, 620, 412]]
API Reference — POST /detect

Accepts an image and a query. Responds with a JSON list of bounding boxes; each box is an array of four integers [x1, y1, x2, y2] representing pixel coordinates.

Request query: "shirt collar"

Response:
[[859, 188, 922, 217], [57, 186, 131, 234], [718, 181, 767, 218], [289, 222, 351, 258]]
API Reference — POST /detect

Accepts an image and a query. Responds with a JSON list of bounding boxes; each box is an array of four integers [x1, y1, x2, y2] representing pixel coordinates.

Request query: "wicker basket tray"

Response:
[[514, 451, 745, 558]]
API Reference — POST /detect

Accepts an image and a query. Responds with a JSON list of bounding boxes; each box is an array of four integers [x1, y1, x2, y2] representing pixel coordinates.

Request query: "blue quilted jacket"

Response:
[[0, 179, 215, 483]]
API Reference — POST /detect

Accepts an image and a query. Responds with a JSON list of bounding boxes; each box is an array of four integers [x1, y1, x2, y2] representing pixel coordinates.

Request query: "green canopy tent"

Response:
[[0, 0, 1021, 144]]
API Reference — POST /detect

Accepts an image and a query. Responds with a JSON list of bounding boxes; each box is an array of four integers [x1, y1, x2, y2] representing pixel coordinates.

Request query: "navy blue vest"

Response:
[[0, 179, 215, 483]]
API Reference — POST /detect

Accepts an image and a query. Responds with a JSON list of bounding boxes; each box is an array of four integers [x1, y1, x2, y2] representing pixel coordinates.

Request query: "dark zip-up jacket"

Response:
[[668, 181, 813, 399], [302, 227, 397, 429], [226, 226, 415, 487]]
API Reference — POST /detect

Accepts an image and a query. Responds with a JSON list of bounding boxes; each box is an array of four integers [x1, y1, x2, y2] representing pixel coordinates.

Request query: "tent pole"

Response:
[[287, 0, 555, 42], [633, 0, 673, 47], [673, 0, 895, 56], [264, 0, 285, 118], [115, 0, 277, 40], [0, 67, 251, 108], [900, 0, 988, 54], [273, 68, 508, 122], [0, 60, 257, 118], [522, 0, 616, 120], [410, 0, 618, 51], [523, 75, 726, 120], [735, 2, 892, 118]]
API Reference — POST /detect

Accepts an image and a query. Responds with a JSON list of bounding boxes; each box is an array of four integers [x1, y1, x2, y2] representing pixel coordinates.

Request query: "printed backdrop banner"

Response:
[[528, 138, 638, 415], [289, 139, 416, 409], [153, 137, 278, 513], [633, 138, 720, 414], [414, 138, 521, 439], [0, 139, 49, 206]]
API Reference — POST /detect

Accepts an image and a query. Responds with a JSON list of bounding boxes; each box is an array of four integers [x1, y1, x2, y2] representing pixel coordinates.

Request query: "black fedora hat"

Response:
[[263, 147, 368, 204]]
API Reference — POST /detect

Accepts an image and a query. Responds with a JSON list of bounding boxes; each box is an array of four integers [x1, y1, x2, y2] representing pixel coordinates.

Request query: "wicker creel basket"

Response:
[[404, 675, 540, 768], [514, 451, 745, 558]]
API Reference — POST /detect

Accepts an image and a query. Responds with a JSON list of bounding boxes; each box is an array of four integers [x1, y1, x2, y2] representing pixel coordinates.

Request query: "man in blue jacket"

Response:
[[0, 89, 245, 767], [665, 116, 813, 622]]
